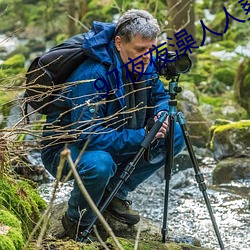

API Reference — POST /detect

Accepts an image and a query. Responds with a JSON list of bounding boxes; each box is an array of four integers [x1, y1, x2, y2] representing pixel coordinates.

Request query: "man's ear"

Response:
[[115, 36, 122, 51]]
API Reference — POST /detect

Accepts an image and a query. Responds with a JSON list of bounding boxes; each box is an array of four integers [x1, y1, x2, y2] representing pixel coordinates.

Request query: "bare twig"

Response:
[[93, 225, 110, 250], [134, 220, 142, 250], [61, 148, 124, 250], [68, 14, 90, 31]]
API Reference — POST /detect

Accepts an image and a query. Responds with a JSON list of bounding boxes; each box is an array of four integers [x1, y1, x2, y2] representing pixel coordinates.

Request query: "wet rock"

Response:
[[170, 168, 194, 189], [213, 157, 250, 184]]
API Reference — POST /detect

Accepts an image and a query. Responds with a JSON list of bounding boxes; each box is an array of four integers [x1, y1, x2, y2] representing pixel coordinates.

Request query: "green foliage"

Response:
[[199, 95, 224, 107], [0, 54, 26, 86], [1, 54, 25, 69], [199, 90, 248, 121], [213, 67, 235, 86]]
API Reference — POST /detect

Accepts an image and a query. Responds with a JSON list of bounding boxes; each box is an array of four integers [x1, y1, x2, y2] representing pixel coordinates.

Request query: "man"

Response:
[[41, 9, 185, 241]]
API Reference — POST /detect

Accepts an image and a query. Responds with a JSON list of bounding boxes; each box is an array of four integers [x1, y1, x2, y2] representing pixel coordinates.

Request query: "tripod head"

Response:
[[168, 76, 182, 100]]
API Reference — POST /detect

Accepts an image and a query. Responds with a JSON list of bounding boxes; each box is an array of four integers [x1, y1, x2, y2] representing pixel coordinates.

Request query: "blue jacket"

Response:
[[44, 21, 170, 156]]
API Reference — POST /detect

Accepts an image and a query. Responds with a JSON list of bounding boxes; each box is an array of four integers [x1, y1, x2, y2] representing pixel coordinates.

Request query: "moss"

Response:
[[199, 95, 224, 107], [0, 209, 24, 249], [7, 228, 24, 249], [0, 55, 25, 80], [217, 40, 237, 52], [0, 235, 16, 250], [0, 209, 21, 229], [0, 174, 47, 239], [106, 237, 209, 250], [209, 120, 250, 151], [213, 120, 250, 133]]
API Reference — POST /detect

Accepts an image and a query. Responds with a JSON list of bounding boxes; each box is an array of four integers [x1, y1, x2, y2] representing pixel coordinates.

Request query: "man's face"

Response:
[[115, 35, 157, 74]]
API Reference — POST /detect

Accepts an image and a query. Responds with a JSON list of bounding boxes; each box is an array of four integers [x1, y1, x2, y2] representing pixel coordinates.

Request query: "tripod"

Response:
[[82, 77, 225, 249], [161, 77, 225, 249], [81, 111, 169, 241]]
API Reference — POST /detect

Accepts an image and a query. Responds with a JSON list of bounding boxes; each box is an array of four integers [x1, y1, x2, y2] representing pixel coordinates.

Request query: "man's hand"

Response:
[[154, 111, 169, 139]]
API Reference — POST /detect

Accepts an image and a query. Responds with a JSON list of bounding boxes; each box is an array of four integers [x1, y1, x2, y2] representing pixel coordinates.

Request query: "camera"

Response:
[[157, 51, 192, 80]]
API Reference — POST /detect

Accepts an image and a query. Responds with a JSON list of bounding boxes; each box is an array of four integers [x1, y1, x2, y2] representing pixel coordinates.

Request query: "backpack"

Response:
[[24, 34, 86, 115]]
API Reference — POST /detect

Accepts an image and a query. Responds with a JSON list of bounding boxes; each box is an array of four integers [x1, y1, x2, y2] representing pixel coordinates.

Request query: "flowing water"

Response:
[[38, 156, 250, 250]]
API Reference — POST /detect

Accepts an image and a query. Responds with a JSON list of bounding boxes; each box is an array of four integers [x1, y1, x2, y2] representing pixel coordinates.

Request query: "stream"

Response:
[[38, 155, 250, 250]]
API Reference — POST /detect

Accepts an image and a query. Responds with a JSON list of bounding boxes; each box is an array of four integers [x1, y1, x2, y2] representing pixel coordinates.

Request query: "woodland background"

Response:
[[0, 0, 250, 124]]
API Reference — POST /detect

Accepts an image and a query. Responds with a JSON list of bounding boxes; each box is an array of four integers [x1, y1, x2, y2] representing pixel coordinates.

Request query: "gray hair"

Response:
[[115, 9, 160, 43]]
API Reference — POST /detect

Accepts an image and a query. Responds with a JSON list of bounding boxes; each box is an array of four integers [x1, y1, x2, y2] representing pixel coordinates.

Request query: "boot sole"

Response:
[[105, 210, 140, 225]]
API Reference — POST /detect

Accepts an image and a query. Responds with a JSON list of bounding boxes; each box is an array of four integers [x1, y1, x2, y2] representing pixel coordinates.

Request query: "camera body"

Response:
[[157, 51, 192, 80]]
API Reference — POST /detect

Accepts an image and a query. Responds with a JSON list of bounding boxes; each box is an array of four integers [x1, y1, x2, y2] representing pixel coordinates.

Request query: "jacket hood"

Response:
[[82, 21, 116, 65]]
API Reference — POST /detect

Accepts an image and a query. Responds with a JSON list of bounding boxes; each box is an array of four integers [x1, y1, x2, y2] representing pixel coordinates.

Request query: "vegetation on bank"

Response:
[[0, 174, 46, 249]]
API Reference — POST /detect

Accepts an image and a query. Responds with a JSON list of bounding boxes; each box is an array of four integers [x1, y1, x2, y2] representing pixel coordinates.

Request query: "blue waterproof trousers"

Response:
[[41, 122, 185, 226]]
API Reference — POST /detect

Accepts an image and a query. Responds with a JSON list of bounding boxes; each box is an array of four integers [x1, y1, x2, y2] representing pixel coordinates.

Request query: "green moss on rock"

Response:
[[106, 237, 210, 250], [0, 209, 24, 249], [209, 120, 250, 159], [0, 174, 47, 239], [0, 235, 16, 250]]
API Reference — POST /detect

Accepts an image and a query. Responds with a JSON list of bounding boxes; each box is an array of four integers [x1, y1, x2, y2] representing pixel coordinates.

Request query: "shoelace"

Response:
[[123, 199, 132, 209]]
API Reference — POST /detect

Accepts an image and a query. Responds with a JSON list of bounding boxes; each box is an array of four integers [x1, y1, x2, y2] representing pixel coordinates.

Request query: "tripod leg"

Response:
[[177, 112, 225, 250], [81, 112, 168, 240], [162, 114, 175, 243]]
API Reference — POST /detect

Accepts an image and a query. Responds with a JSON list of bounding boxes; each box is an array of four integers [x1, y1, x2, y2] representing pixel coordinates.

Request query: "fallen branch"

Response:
[[62, 148, 124, 250]]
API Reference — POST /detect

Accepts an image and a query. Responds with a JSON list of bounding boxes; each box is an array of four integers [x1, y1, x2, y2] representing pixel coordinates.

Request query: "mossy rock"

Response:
[[209, 120, 250, 160], [106, 237, 210, 250], [28, 237, 211, 250], [0, 174, 47, 239], [0, 209, 24, 250]]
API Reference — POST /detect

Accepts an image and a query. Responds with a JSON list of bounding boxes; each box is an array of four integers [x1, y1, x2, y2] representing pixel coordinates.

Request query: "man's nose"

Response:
[[142, 51, 151, 60]]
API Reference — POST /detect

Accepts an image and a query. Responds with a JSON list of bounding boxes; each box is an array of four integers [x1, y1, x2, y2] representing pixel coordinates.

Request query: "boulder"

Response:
[[209, 120, 250, 160], [213, 157, 250, 184]]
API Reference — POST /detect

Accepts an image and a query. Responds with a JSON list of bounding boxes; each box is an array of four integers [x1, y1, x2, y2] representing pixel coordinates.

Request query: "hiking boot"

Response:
[[61, 213, 97, 243], [105, 196, 140, 225]]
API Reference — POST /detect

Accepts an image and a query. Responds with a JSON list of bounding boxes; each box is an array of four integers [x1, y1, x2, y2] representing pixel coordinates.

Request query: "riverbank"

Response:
[[38, 155, 250, 250]]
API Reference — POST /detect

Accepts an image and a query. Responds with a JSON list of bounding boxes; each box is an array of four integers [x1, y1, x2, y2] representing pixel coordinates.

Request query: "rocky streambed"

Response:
[[38, 155, 250, 250]]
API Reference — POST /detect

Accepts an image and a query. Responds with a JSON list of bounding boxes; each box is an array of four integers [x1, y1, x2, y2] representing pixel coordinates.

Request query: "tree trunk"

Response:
[[78, 0, 88, 20], [166, 0, 196, 52], [67, 0, 76, 36]]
